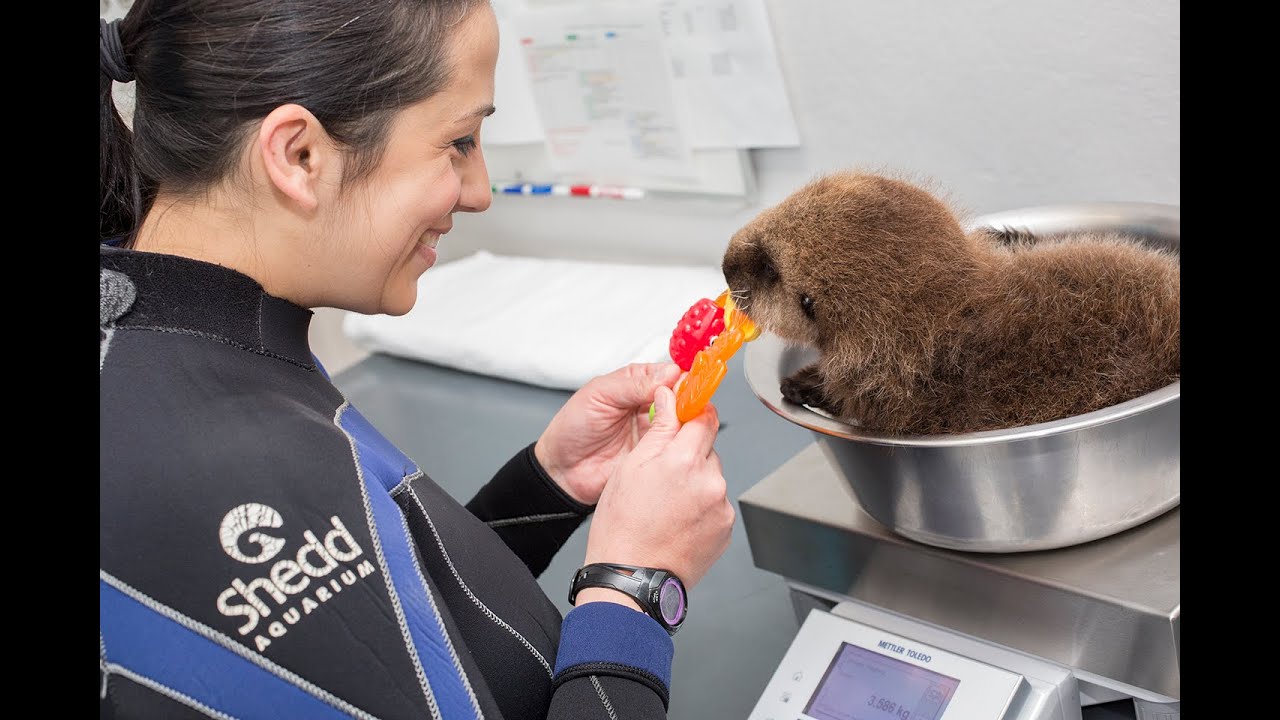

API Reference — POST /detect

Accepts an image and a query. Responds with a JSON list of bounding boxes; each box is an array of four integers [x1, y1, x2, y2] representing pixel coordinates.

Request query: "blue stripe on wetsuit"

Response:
[[339, 403, 479, 720], [100, 579, 354, 719]]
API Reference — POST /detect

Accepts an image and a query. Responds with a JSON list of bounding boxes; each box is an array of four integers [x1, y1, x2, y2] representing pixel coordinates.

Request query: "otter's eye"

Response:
[[800, 294, 816, 320]]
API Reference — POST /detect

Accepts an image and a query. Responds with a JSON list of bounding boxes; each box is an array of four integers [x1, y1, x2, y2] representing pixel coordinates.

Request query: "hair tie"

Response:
[[100, 18, 134, 84]]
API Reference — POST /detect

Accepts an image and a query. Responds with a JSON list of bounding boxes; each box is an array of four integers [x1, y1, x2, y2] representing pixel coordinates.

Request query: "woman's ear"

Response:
[[257, 104, 333, 212]]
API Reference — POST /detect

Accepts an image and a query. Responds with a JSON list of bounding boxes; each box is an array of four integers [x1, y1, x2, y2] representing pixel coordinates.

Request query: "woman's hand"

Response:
[[581, 385, 733, 591], [535, 362, 683, 506]]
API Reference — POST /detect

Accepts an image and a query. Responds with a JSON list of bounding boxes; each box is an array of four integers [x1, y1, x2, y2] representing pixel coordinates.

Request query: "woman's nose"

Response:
[[456, 152, 492, 213]]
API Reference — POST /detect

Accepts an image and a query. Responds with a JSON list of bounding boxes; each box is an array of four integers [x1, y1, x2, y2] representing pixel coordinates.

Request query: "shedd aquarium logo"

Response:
[[216, 502, 378, 652]]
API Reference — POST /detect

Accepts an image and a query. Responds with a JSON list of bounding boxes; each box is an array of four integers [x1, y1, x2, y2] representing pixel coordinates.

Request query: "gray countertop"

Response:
[[333, 352, 1139, 720]]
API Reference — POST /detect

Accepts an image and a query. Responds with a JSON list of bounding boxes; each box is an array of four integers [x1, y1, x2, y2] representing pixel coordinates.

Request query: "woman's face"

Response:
[[323, 3, 498, 315]]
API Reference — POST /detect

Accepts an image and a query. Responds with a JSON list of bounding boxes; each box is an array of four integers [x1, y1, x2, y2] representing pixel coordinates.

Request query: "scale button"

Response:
[[780, 691, 791, 703], [791, 671, 803, 681]]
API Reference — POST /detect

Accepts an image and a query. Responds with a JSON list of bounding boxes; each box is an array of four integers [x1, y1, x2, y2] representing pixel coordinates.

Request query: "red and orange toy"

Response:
[[657, 290, 761, 423]]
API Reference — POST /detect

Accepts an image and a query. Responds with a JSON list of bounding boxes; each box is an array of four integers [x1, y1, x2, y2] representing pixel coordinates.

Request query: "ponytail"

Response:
[[99, 17, 141, 244]]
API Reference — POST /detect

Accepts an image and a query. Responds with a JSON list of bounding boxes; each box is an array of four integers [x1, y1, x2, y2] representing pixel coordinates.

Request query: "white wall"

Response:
[[445, 0, 1179, 268]]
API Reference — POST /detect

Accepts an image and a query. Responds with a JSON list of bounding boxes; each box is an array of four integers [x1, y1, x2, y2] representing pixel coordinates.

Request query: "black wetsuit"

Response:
[[100, 244, 674, 719]]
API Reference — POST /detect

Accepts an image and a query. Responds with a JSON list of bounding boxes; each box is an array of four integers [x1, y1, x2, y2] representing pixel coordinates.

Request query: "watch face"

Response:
[[657, 577, 686, 627]]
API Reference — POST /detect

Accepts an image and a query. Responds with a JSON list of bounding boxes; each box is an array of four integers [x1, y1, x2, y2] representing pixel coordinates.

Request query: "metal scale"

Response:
[[738, 204, 1181, 720], [740, 443, 1179, 720]]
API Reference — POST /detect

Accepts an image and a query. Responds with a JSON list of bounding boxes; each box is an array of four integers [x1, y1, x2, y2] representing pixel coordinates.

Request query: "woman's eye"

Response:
[[452, 135, 477, 156], [800, 294, 816, 320]]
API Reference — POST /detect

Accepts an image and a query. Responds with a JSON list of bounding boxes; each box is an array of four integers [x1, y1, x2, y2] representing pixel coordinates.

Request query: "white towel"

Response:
[[343, 251, 727, 391]]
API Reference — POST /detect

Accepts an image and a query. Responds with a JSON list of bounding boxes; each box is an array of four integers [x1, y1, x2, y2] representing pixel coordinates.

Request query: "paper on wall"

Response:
[[511, 3, 698, 180], [658, 0, 801, 149], [488, 0, 800, 151], [486, 0, 547, 145]]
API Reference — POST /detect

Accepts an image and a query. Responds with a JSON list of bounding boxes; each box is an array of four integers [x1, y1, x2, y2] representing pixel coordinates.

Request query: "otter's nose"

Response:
[[722, 252, 749, 298], [722, 272, 751, 314]]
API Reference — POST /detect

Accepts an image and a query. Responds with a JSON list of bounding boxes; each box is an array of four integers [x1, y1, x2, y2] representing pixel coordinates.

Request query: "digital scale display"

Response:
[[803, 641, 961, 720]]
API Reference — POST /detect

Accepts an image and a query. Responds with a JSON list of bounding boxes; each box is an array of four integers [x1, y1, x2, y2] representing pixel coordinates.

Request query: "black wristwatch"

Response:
[[568, 563, 688, 635]]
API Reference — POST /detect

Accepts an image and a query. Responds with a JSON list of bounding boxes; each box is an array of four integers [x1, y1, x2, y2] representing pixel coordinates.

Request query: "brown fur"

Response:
[[721, 170, 1181, 435]]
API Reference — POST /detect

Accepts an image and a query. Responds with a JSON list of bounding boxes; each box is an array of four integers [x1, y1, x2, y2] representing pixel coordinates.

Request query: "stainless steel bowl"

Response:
[[743, 203, 1180, 553]]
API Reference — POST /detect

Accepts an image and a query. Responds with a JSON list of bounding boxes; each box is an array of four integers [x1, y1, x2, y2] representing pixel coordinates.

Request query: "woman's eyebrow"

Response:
[[455, 104, 496, 123]]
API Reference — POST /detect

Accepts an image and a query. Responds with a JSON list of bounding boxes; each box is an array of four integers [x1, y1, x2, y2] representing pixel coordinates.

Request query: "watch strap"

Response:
[[569, 564, 647, 605], [568, 563, 686, 635]]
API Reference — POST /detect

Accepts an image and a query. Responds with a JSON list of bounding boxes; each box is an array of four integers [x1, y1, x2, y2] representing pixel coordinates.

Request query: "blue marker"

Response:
[[491, 181, 645, 200]]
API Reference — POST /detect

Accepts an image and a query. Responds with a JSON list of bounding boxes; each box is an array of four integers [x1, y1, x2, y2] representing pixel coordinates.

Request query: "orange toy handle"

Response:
[[674, 326, 744, 422]]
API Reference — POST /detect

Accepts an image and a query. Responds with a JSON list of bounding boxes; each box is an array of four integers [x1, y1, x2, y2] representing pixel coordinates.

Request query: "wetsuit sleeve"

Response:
[[547, 602, 674, 718], [465, 443, 593, 577]]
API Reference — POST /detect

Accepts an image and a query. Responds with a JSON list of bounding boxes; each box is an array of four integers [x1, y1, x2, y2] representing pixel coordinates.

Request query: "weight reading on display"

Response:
[[804, 642, 960, 720]]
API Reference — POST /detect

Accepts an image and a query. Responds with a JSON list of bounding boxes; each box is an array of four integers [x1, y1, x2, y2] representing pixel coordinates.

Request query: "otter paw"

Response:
[[781, 366, 828, 408]]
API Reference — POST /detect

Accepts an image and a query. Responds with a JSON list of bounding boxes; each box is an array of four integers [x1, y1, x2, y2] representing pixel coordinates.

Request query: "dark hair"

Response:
[[100, 0, 487, 244]]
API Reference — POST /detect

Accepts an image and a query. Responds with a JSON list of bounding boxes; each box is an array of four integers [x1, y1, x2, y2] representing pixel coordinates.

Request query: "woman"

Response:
[[99, 1, 734, 718]]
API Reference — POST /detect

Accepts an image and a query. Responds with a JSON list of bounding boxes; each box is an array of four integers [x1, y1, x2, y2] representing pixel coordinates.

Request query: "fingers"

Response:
[[651, 362, 683, 387], [637, 372, 721, 460], [597, 362, 682, 408], [642, 386, 682, 442], [675, 401, 720, 459]]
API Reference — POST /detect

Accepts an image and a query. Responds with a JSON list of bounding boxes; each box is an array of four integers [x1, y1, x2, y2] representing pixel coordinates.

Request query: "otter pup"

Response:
[[721, 171, 1180, 435]]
